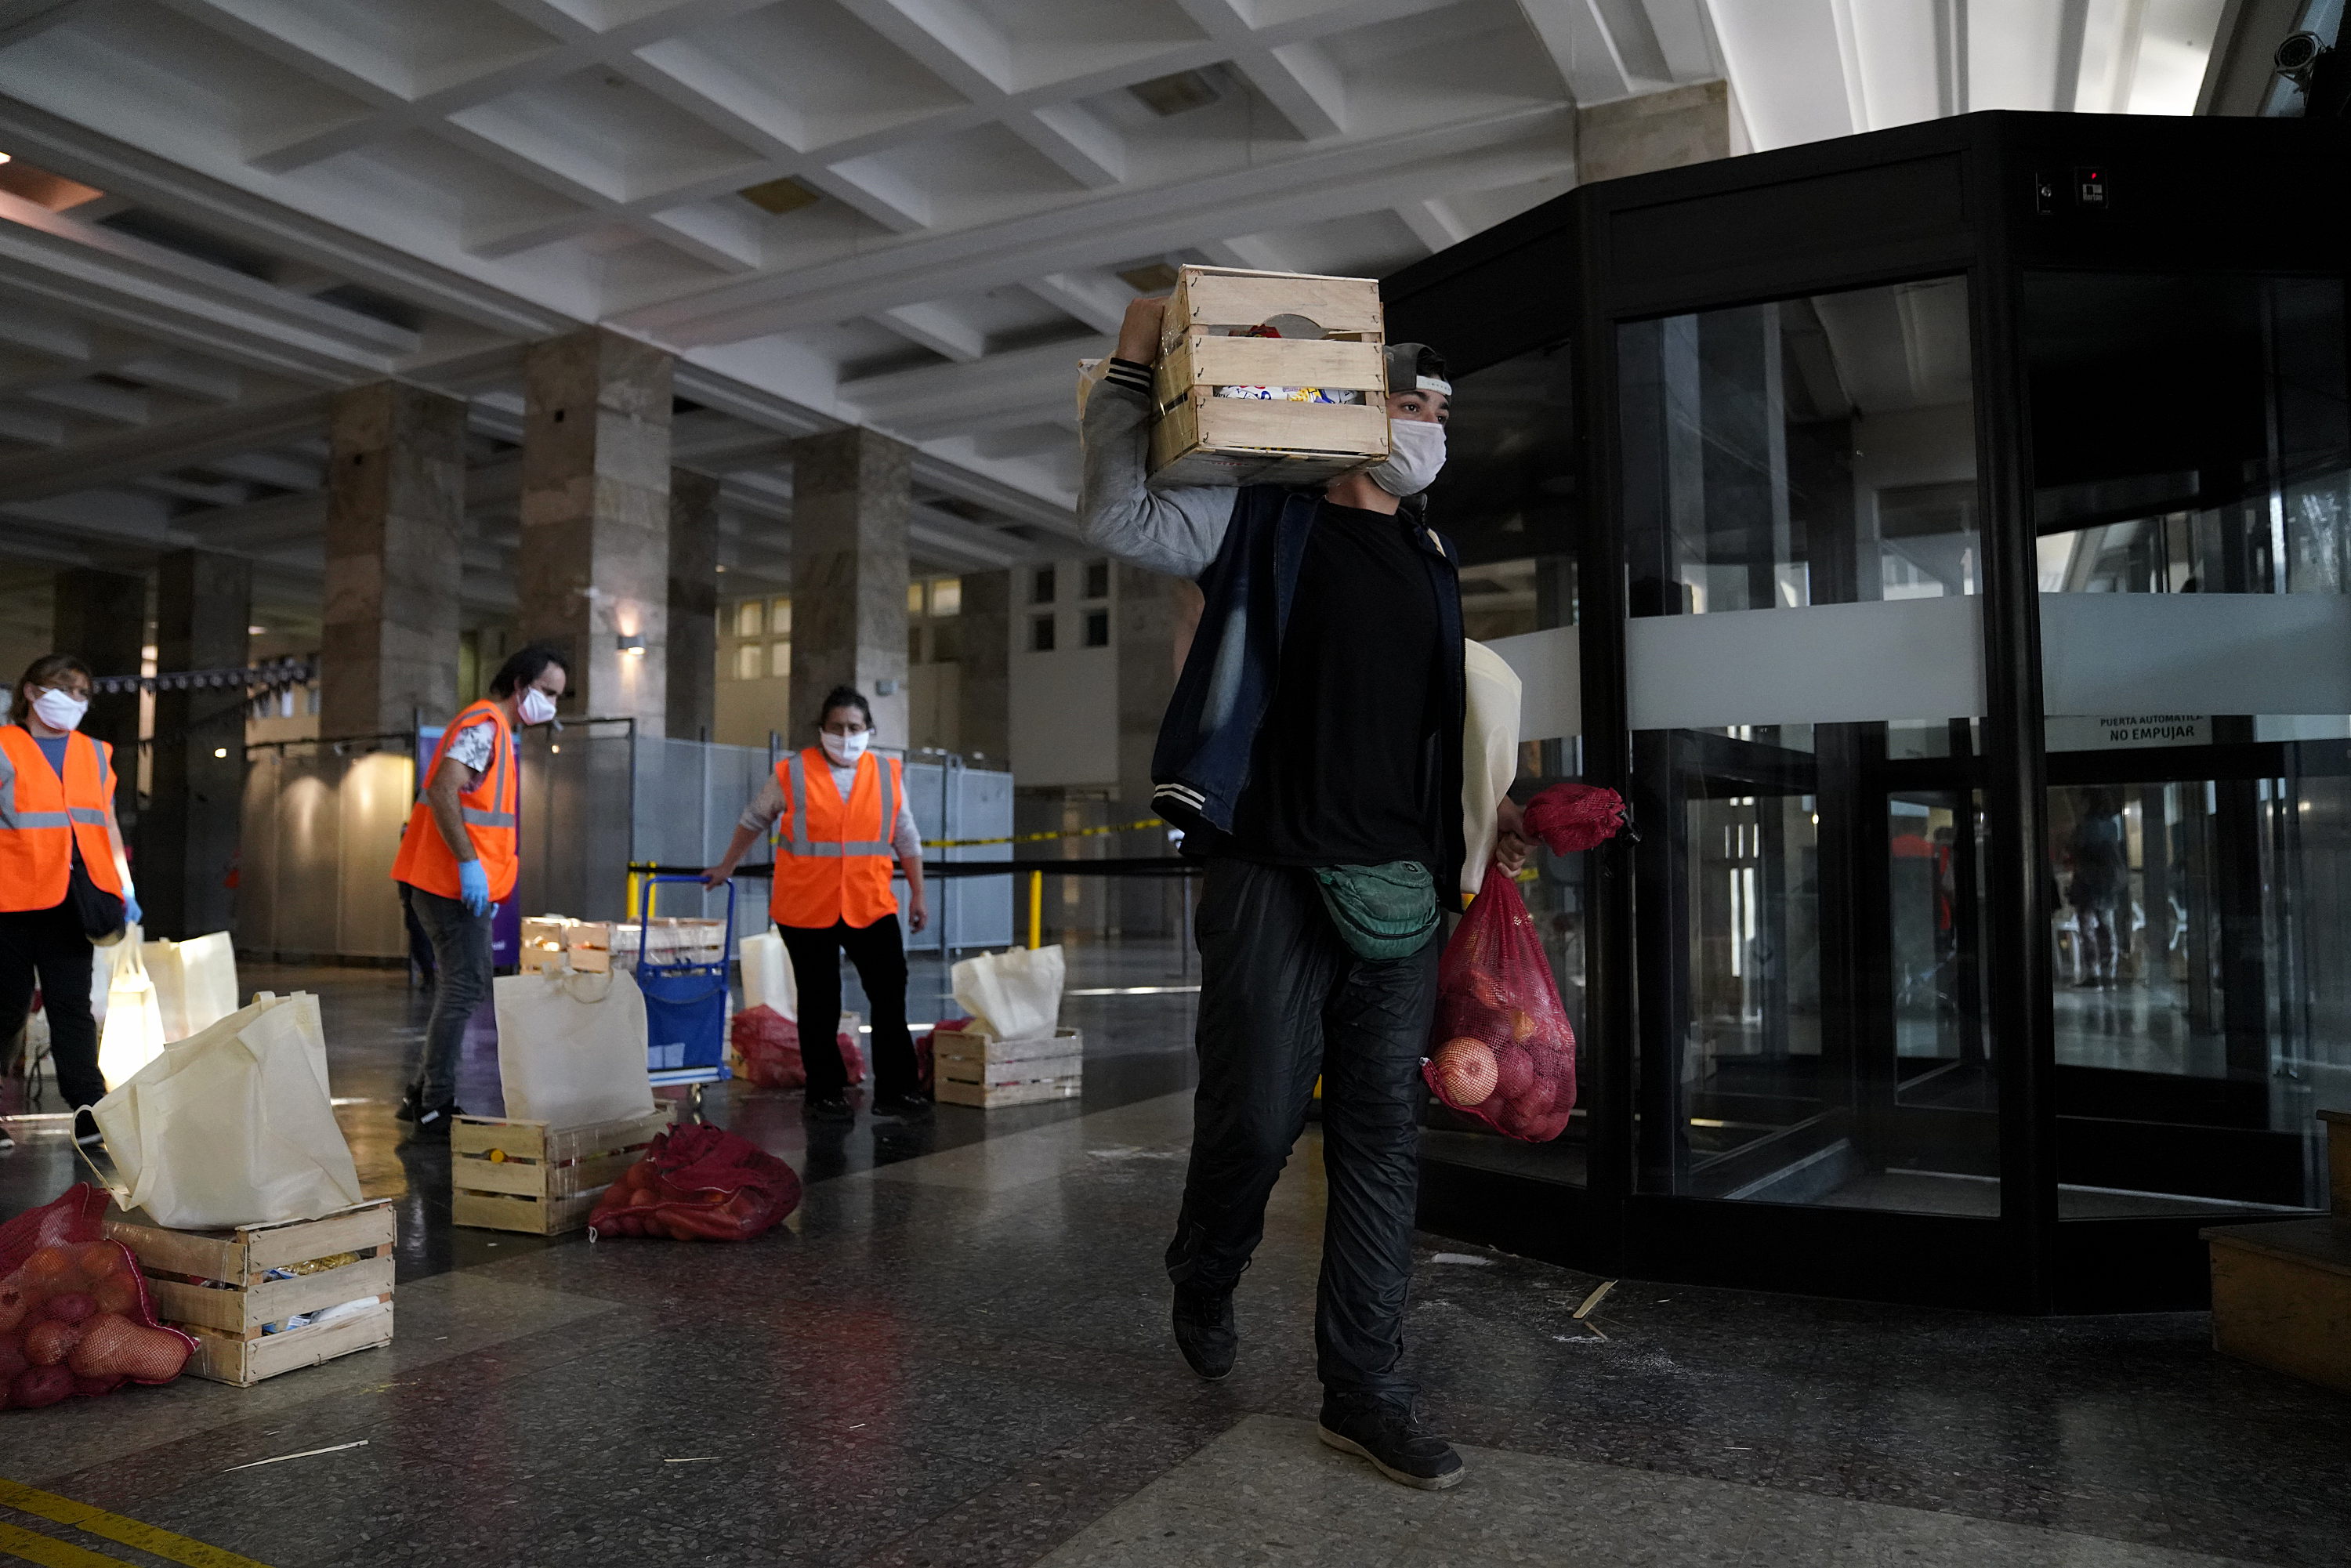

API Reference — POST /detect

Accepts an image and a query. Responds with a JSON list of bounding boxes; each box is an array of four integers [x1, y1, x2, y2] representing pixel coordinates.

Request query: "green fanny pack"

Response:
[[1313, 860, 1439, 961]]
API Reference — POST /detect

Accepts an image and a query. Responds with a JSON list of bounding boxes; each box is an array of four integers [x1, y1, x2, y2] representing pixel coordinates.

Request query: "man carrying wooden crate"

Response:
[[1081, 291, 1528, 1491]]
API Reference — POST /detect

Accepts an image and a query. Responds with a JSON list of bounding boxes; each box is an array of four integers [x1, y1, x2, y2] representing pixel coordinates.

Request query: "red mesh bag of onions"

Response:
[[1423, 783, 1625, 1143], [0, 1185, 197, 1410], [589, 1124, 802, 1243]]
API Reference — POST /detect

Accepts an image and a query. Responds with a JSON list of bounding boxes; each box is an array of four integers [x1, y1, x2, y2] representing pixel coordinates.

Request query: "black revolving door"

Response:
[[1387, 110, 2351, 1311]]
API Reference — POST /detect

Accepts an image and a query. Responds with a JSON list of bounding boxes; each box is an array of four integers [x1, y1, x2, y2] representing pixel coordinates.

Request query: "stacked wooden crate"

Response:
[[1147, 265, 1388, 487], [102, 1200, 396, 1388], [451, 1104, 675, 1235], [931, 1027, 1084, 1109], [2204, 1108, 2351, 1392]]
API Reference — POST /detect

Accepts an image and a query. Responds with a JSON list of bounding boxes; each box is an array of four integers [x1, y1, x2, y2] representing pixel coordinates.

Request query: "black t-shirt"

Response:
[[1226, 502, 1446, 867]]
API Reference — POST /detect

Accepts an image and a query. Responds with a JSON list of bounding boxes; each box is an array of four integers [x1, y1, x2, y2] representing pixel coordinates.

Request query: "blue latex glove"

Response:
[[121, 890, 142, 927], [458, 860, 492, 918]]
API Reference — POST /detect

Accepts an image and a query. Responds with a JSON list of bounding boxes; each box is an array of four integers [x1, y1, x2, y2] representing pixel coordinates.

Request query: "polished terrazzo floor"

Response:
[[2, 944, 2348, 1567]]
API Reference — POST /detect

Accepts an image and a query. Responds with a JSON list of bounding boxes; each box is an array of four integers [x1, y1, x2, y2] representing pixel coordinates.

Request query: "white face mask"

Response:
[[1368, 416, 1446, 497], [29, 686, 88, 733], [517, 686, 559, 726], [820, 729, 871, 766]]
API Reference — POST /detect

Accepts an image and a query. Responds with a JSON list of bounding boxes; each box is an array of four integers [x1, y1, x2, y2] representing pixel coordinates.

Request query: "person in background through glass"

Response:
[[389, 646, 568, 1141], [701, 685, 930, 1124], [0, 654, 140, 1154], [2066, 788, 2131, 989]]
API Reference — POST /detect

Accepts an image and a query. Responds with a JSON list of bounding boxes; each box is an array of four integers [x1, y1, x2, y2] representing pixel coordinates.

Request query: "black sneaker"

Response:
[[409, 1102, 465, 1143], [1172, 1286, 1237, 1381], [1317, 1393, 1465, 1490], [395, 1087, 421, 1123], [803, 1096, 854, 1124], [72, 1108, 103, 1150], [872, 1092, 933, 1121]]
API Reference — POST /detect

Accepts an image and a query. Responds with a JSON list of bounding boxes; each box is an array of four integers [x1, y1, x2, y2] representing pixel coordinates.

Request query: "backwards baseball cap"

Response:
[[1386, 342, 1451, 397]]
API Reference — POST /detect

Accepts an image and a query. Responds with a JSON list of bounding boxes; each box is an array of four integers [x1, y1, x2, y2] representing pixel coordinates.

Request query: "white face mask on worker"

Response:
[[1369, 417, 1446, 497], [821, 729, 871, 766], [518, 687, 558, 726], [30, 686, 88, 732]]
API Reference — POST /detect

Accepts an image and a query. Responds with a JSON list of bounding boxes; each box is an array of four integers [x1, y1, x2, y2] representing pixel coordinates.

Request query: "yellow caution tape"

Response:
[[929, 817, 1165, 849], [0, 1479, 275, 1568]]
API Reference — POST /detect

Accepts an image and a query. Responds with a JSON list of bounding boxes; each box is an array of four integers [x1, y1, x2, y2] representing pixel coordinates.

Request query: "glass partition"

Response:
[[2026, 272, 2351, 1215], [1619, 277, 1998, 1213]]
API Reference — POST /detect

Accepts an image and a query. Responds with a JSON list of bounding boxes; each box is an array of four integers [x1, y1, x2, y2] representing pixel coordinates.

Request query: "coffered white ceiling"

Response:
[[0, 0, 2241, 626]]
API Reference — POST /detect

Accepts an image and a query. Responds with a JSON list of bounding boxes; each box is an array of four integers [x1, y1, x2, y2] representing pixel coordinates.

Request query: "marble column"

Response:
[[667, 468, 719, 741], [786, 427, 911, 748], [50, 567, 147, 821], [145, 549, 249, 940], [518, 329, 673, 733], [1575, 78, 1732, 184], [956, 568, 1010, 767], [321, 382, 468, 738]]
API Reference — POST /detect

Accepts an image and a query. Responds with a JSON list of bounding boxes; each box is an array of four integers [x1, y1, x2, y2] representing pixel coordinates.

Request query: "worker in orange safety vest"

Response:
[[389, 644, 567, 1141], [0, 653, 140, 1154], [703, 683, 930, 1124]]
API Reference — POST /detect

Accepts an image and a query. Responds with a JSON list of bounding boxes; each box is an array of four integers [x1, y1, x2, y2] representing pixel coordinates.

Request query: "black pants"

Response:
[[1168, 858, 1439, 1403], [779, 916, 918, 1103], [0, 900, 106, 1110]]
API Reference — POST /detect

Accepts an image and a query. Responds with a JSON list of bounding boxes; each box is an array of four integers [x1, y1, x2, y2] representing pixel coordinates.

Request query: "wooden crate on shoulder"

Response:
[[101, 1200, 396, 1388], [1146, 265, 1388, 488], [451, 1103, 674, 1235], [932, 1027, 1083, 1109]]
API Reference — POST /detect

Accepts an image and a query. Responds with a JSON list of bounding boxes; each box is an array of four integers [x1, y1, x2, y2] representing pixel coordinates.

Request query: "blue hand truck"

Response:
[[636, 874, 734, 1116]]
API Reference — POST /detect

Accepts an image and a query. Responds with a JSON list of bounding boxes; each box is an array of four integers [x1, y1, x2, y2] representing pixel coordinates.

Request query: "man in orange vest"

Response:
[[389, 646, 567, 1141], [703, 684, 930, 1123], [0, 654, 140, 1153]]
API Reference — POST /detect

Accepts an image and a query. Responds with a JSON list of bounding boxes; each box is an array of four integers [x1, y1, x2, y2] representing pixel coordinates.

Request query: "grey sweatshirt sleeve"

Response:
[[1078, 371, 1238, 579], [737, 777, 785, 836], [893, 805, 921, 863]]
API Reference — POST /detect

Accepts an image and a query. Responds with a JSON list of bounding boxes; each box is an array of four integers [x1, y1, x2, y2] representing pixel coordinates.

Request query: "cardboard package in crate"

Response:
[[932, 1027, 1084, 1109], [1149, 266, 1388, 487], [451, 1104, 676, 1235], [101, 1200, 395, 1388]]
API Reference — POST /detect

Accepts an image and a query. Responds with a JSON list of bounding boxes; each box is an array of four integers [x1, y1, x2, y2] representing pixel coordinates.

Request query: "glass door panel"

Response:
[[1620, 276, 1998, 1214]]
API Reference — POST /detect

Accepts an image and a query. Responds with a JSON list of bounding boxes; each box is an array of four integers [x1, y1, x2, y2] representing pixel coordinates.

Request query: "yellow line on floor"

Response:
[[0, 1519, 132, 1568], [0, 1482, 273, 1568]]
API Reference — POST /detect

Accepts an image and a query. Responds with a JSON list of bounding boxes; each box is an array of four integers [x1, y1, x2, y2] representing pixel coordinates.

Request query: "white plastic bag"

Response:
[[740, 929, 796, 1019], [951, 945, 1066, 1041], [1461, 639, 1525, 898], [493, 966, 653, 1128], [144, 930, 239, 1041], [97, 930, 166, 1089], [92, 990, 363, 1229]]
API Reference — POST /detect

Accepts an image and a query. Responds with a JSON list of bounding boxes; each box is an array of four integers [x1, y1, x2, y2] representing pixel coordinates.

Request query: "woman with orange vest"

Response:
[[0, 654, 140, 1154], [389, 645, 567, 1141], [703, 685, 930, 1123]]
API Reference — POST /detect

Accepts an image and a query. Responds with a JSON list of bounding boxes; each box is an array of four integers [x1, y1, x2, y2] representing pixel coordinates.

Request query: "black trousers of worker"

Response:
[[0, 900, 107, 1110], [1167, 858, 1440, 1404], [779, 915, 918, 1105]]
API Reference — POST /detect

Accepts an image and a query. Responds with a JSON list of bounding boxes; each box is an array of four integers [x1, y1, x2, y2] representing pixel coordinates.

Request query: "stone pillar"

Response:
[[518, 329, 672, 733], [1575, 78, 1732, 184], [145, 550, 249, 940], [667, 469, 719, 741], [321, 382, 468, 738], [50, 567, 147, 821], [957, 568, 1010, 767], [786, 427, 911, 747], [1115, 563, 1183, 935]]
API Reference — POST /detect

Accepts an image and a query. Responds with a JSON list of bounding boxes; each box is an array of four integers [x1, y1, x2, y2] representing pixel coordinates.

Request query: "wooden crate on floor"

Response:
[[932, 1027, 1083, 1109], [102, 1200, 396, 1388], [451, 1104, 674, 1235], [1147, 265, 1387, 487], [2204, 1218, 2351, 1396]]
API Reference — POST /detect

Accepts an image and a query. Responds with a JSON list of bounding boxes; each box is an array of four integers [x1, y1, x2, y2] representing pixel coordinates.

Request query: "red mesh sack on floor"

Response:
[[0, 1185, 197, 1409], [730, 1005, 805, 1090], [588, 1124, 800, 1242]]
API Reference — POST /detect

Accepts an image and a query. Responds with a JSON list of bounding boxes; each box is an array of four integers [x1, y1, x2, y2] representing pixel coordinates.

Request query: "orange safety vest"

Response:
[[0, 725, 122, 913], [770, 748, 904, 930], [391, 701, 520, 903]]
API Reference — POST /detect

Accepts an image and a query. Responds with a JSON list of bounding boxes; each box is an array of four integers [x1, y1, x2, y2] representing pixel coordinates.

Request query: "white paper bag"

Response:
[[97, 931, 166, 1090], [740, 929, 797, 1019], [143, 930, 239, 1041], [951, 945, 1066, 1041], [494, 966, 653, 1128], [92, 990, 363, 1229], [1461, 639, 1526, 898]]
